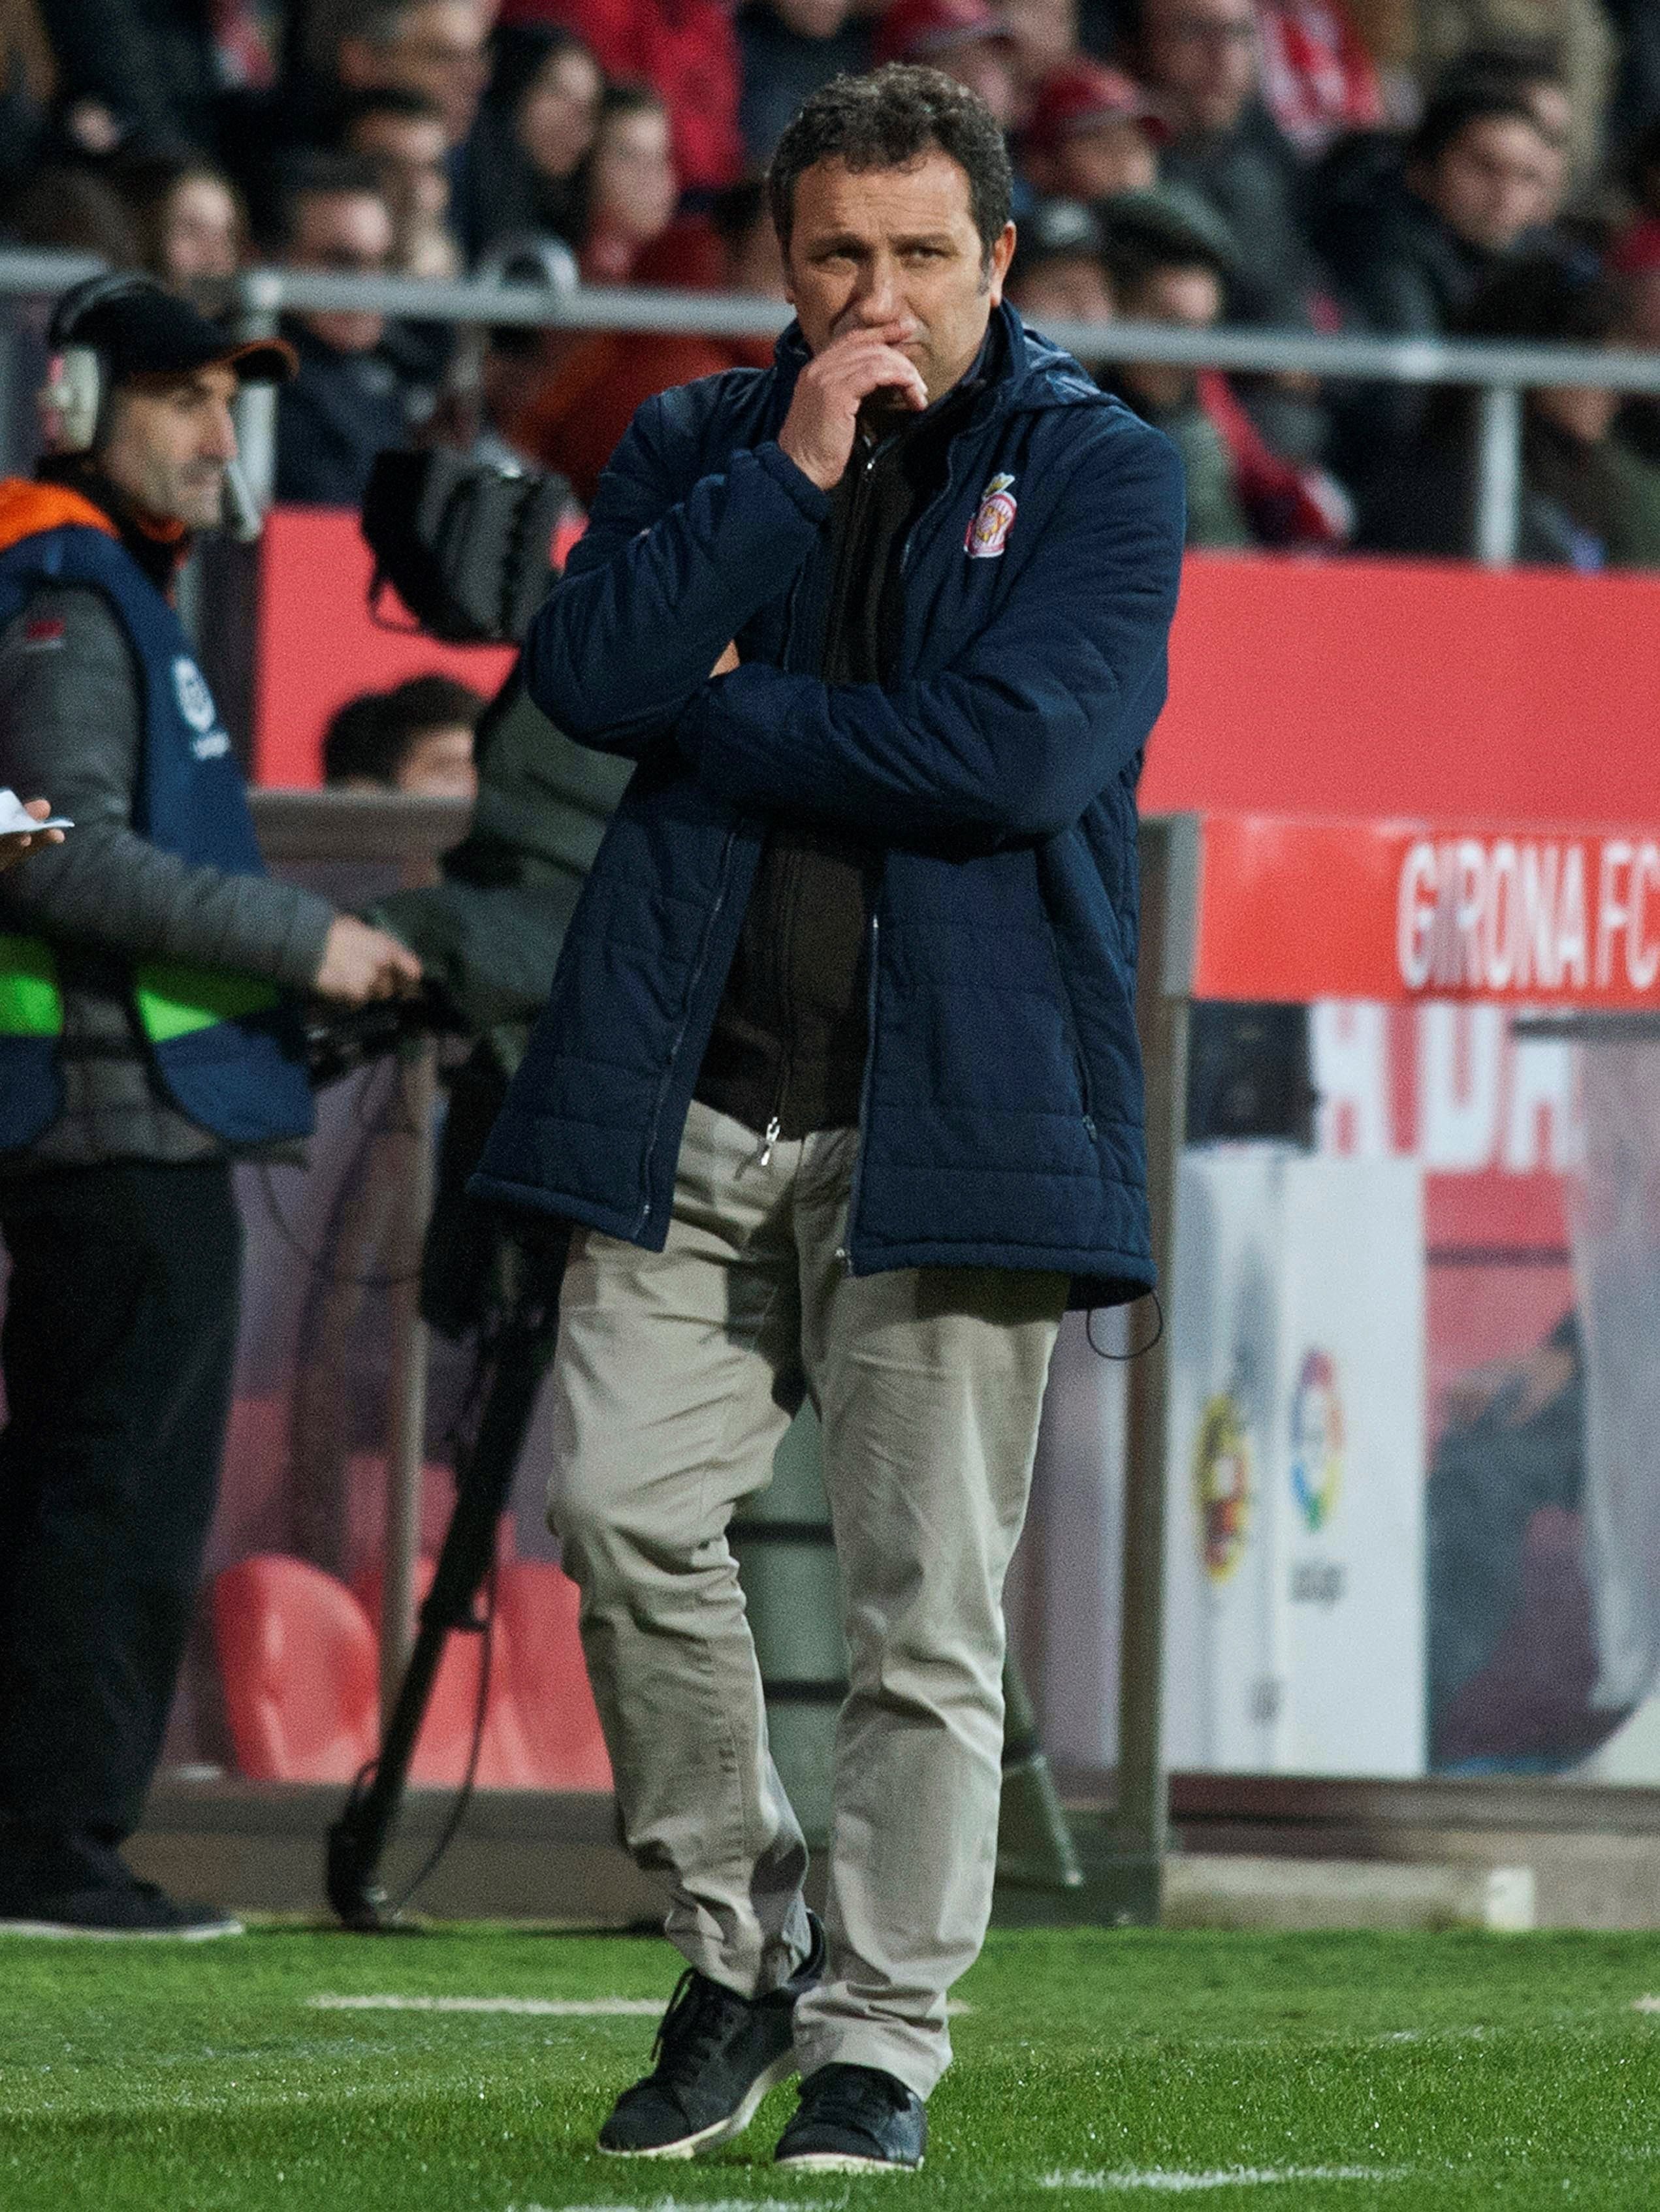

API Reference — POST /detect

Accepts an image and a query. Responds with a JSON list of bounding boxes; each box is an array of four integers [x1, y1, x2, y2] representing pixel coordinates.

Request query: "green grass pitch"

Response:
[[3, 1923, 1659, 2210]]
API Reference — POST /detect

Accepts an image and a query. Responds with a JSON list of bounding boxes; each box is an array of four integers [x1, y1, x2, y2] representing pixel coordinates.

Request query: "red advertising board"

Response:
[[1194, 815, 1660, 1007]]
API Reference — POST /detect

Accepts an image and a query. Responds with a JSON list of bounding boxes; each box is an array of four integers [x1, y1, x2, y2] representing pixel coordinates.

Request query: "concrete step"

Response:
[[1162, 1853, 1536, 1933]]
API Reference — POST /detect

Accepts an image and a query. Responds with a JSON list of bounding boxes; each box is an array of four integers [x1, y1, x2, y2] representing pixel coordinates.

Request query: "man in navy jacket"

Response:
[[475, 64, 1185, 2172]]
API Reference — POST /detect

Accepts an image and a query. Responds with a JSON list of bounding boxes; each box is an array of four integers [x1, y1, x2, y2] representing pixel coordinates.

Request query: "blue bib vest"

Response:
[[0, 517, 315, 1150]]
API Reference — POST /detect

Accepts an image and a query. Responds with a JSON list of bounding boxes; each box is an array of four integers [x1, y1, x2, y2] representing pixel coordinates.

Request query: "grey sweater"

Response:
[[0, 583, 335, 1167]]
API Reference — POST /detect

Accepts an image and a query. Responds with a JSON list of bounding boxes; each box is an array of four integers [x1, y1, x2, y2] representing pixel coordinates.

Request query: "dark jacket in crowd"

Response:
[[274, 323, 419, 508], [1160, 103, 1317, 330], [474, 303, 1187, 1307], [1318, 151, 1518, 472], [0, 477, 334, 1168]]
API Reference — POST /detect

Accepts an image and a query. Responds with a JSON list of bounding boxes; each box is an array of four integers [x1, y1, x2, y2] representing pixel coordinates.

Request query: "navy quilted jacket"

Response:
[[471, 302, 1186, 1306]]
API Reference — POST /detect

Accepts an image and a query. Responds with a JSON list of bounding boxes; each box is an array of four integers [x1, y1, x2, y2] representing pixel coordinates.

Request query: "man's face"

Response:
[[100, 363, 239, 530], [161, 175, 241, 289], [1419, 116, 1557, 252], [517, 45, 602, 180], [1047, 118, 1159, 200], [397, 722, 477, 798], [348, 110, 452, 241], [1121, 260, 1219, 409], [784, 149, 1015, 406], [343, 1, 487, 146], [1009, 252, 1115, 327], [285, 189, 394, 353], [1140, 0, 1258, 136]]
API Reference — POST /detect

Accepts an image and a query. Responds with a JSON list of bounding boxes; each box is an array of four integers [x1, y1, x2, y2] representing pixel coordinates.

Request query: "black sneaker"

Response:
[[598, 1915, 824, 2158], [774, 2062, 927, 2173], [0, 1876, 242, 1940]]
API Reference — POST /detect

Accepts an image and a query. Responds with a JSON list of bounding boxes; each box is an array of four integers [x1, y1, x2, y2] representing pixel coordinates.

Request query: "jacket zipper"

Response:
[[636, 827, 739, 1233], [754, 441, 881, 1177], [1055, 979, 1096, 1140]]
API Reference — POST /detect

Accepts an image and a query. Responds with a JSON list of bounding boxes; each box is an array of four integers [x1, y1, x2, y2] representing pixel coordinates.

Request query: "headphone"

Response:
[[37, 272, 264, 541], [38, 272, 162, 454]]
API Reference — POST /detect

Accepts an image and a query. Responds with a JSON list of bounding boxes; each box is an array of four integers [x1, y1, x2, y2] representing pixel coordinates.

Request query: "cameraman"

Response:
[[0, 276, 420, 1938]]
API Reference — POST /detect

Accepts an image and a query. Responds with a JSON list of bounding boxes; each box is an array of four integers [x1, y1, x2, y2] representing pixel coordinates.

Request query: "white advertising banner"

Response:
[[1164, 1150, 1427, 1775]]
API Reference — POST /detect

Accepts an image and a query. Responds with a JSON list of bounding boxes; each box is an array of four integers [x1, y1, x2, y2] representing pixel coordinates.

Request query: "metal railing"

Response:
[[5, 246, 1660, 567]]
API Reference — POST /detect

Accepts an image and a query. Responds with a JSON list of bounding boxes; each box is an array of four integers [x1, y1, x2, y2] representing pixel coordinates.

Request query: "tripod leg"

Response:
[[997, 1650, 1085, 1891], [325, 1304, 556, 1928]]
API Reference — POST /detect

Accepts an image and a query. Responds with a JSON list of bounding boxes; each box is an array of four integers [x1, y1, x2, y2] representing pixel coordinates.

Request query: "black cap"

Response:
[[48, 274, 296, 388], [1010, 198, 1106, 286]]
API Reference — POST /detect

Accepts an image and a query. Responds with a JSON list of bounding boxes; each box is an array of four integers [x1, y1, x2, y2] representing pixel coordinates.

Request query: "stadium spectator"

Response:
[[1415, 0, 1612, 187], [500, 0, 742, 191], [567, 81, 678, 282], [1098, 192, 1253, 542], [1253, 0, 1385, 155], [1100, 189, 1350, 545], [739, 0, 874, 167], [455, 24, 601, 258], [1321, 92, 1561, 331], [1125, 0, 1320, 331], [512, 178, 782, 499], [1021, 59, 1166, 199], [1362, 253, 1660, 567], [35, 0, 223, 157], [874, 0, 1021, 130], [116, 154, 247, 294], [310, 0, 491, 148], [340, 86, 462, 277], [323, 674, 483, 797], [1004, 195, 1117, 323], [271, 154, 424, 506], [1433, 40, 1573, 206]]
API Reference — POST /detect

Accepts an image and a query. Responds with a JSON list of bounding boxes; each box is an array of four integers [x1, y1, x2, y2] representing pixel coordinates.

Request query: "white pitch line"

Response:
[[507, 2202, 844, 2211], [309, 1993, 971, 2018], [310, 1995, 665, 2015], [1042, 2169, 1403, 2194], [1633, 1995, 1660, 2012]]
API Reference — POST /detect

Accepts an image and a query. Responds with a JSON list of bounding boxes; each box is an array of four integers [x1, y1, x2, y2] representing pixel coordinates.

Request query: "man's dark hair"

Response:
[[323, 674, 484, 785], [1409, 86, 1548, 170], [338, 84, 449, 134], [272, 150, 389, 248], [768, 64, 1013, 263]]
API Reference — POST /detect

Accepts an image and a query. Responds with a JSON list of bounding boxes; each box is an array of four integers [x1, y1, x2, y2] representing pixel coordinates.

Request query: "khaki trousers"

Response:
[[545, 1100, 1066, 2096]]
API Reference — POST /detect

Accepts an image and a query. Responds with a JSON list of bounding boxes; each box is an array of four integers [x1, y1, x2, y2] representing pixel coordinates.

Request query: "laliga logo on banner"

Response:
[[1396, 836, 1660, 997], [1288, 1349, 1343, 1534]]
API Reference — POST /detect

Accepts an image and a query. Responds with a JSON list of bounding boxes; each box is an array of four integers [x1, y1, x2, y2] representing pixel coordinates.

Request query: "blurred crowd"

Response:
[[6, 0, 1660, 565]]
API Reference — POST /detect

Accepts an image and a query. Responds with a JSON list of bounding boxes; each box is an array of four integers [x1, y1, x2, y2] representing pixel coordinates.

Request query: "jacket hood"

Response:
[[769, 299, 1108, 426], [0, 478, 118, 560]]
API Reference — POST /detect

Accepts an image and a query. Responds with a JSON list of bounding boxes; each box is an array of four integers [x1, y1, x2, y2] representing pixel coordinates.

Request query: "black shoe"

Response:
[[0, 1875, 243, 1940], [774, 2062, 927, 2173], [598, 1914, 824, 2158]]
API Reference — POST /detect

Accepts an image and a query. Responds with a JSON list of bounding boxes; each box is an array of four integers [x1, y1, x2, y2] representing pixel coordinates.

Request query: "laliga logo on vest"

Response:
[[172, 654, 231, 762], [1397, 836, 1660, 998]]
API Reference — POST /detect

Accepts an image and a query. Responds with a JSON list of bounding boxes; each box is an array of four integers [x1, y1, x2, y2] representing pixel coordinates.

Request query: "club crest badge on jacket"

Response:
[[965, 473, 1017, 559]]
